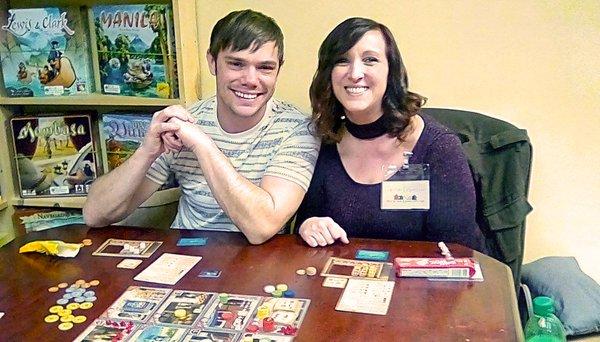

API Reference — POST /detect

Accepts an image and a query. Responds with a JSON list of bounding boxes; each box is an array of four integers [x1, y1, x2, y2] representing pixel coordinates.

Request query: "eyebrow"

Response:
[[223, 56, 278, 67]]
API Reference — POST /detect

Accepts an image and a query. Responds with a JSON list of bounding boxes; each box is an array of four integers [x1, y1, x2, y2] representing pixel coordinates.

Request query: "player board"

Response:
[[200, 294, 262, 332], [92, 238, 162, 258], [180, 328, 240, 342], [150, 290, 216, 327], [320, 257, 394, 280]]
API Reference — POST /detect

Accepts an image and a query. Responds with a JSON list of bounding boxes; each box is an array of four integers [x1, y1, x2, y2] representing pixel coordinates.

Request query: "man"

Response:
[[83, 10, 319, 244]]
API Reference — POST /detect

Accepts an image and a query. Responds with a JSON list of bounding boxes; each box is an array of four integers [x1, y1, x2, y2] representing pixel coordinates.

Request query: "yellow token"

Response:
[[75, 279, 85, 285], [48, 286, 59, 293], [276, 284, 288, 292], [82, 283, 91, 289], [57, 282, 68, 289], [66, 303, 80, 310], [173, 309, 187, 318], [82, 239, 92, 246], [295, 269, 306, 275], [58, 309, 72, 317], [60, 315, 73, 323], [89, 280, 100, 286], [58, 322, 73, 331], [44, 314, 59, 323], [72, 315, 87, 324], [80, 302, 93, 310], [49, 305, 63, 313]]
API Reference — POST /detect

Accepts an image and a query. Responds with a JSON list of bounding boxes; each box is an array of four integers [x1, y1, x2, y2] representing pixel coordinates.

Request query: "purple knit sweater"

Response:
[[296, 114, 486, 252]]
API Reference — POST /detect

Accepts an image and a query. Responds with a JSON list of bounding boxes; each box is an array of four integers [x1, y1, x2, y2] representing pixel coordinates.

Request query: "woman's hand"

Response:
[[299, 217, 350, 247]]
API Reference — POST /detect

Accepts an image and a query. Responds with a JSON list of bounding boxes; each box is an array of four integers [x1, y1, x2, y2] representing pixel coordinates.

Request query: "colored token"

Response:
[[283, 290, 296, 298], [276, 284, 288, 292], [44, 314, 59, 323], [83, 290, 95, 297], [174, 309, 187, 318], [295, 269, 306, 275], [246, 324, 260, 332], [256, 305, 270, 320], [72, 315, 87, 324], [66, 303, 80, 310], [74, 297, 85, 303], [48, 286, 59, 293], [82, 239, 92, 246], [82, 283, 91, 289], [89, 280, 100, 286], [262, 317, 275, 332], [75, 279, 85, 285], [305, 267, 317, 276], [49, 305, 63, 313], [80, 302, 93, 310], [57, 282, 68, 289], [271, 290, 283, 298], [58, 309, 72, 317], [221, 312, 234, 320], [85, 296, 97, 302], [218, 293, 228, 304], [56, 299, 69, 305], [60, 315, 73, 323], [263, 285, 275, 294], [58, 322, 73, 331]]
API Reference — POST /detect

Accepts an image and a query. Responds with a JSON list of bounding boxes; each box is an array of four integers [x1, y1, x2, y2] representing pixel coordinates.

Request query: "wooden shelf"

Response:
[[0, 94, 182, 107], [11, 187, 180, 209]]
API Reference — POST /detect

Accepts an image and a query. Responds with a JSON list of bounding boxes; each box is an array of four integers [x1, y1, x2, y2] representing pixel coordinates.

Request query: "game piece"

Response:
[[281, 324, 299, 335], [79, 302, 93, 310], [74, 318, 139, 342], [182, 329, 240, 341], [48, 286, 59, 293], [176, 237, 207, 246], [56, 299, 69, 305], [295, 269, 306, 275], [66, 303, 80, 310], [272, 290, 283, 298], [262, 317, 275, 332], [197, 269, 221, 278], [321, 257, 393, 280], [246, 324, 260, 332], [201, 294, 261, 331], [276, 284, 288, 292], [72, 316, 87, 324], [246, 297, 310, 338], [89, 280, 100, 286], [82, 239, 92, 246], [49, 305, 63, 313], [305, 267, 317, 276], [355, 249, 390, 261], [117, 258, 143, 269], [58, 322, 74, 331], [322, 277, 348, 289], [218, 293, 229, 304], [335, 279, 395, 315], [57, 283, 68, 289], [93, 238, 162, 258], [75, 279, 85, 285], [103, 286, 171, 322], [60, 315, 73, 323], [151, 290, 214, 327], [134, 253, 201, 285], [256, 305, 271, 320], [44, 314, 59, 323], [283, 290, 296, 298], [173, 309, 187, 318], [263, 285, 275, 294]]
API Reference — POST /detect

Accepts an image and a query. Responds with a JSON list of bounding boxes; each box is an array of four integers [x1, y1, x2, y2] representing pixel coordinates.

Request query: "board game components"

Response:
[[393, 257, 478, 278], [134, 253, 201, 285], [321, 257, 393, 280], [92, 238, 162, 258], [44, 279, 101, 332]]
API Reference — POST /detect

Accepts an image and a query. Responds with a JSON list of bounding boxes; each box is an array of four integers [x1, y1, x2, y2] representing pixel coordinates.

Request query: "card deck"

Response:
[[355, 249, 390, 261], [177, 238, 207, 246]]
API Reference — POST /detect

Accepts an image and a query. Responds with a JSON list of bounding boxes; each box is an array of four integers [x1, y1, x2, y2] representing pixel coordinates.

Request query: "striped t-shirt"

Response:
[[146, 96, 320, 231]]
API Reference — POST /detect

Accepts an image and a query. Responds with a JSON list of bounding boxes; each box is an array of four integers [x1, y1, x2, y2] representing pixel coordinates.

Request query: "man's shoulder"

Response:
[[270, 98, 311, 129], [188, 96, 217, 116]]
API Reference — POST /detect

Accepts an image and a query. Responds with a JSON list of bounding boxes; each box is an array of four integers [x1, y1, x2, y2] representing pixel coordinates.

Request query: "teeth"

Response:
[[346, 87, 368, 94], [234, 91, 258, 99]]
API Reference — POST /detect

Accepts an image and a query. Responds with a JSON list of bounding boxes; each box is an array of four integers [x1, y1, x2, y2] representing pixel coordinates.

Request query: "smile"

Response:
[[234, 90, 259, 99], [345, 86, 368, 94]]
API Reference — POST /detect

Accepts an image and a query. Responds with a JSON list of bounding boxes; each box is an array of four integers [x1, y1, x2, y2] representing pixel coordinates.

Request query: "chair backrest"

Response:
[[422, 108, 533, 286]]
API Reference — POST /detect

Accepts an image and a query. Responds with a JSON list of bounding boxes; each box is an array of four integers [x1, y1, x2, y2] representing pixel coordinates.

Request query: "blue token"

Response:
[[283, 290, 295, 298]]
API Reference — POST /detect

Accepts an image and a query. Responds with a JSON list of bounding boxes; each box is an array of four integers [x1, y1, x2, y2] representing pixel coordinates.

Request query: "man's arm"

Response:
[[83, 106, 195, 227]]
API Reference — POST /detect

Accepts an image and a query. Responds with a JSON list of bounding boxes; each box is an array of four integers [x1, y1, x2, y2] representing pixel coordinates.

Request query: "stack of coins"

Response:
[[44, 279, 100, 331]]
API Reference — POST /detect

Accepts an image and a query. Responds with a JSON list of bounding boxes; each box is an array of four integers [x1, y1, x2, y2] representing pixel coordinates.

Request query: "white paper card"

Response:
[[322, 276, 348, 288], [335, 278, 395, 315], [134, 253, 201, 285], [381, 180, 429, 210], [117, 258, 143, 269]]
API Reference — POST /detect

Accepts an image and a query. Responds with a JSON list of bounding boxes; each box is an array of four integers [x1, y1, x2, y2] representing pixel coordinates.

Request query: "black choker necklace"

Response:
[[344, 115, 389, 139]]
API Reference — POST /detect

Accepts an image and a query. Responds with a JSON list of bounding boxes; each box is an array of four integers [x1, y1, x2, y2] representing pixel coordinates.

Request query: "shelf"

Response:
[[0, 94, 182, 107], [0, 199, 7, 211], [11, 187, 180, 209]]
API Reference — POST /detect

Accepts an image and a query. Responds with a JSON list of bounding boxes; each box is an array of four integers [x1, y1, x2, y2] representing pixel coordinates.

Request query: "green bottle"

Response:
[[524, 296, 567, 342]]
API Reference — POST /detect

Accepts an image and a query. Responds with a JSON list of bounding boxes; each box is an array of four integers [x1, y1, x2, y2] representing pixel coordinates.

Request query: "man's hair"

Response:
[[209, 9, 284, 65], [309, 17, 426, 143]]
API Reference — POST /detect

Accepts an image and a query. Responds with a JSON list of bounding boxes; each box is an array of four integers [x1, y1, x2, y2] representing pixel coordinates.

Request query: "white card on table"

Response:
[[322, 276, 348, 288], [117, 258, 143, 269], [335, 278, 395, 315], [134, 253, 201, 285]]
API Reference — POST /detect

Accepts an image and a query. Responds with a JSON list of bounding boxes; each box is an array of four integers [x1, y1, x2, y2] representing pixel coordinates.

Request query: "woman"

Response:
[[296, 18, 486, 252]]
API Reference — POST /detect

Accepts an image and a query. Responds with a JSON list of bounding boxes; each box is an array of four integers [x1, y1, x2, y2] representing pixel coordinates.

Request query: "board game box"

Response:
[[91, 4, 178, 98], [0, 7, 93, 97], [99, 112, 178, 189], [11, 114, 98, 197]]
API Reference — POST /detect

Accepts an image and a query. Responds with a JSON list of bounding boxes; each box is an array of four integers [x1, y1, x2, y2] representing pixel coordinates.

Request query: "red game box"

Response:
[[394, 257, 477, 278]]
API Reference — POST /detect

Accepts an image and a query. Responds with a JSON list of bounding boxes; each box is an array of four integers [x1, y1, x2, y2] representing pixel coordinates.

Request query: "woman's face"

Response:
[[331, 29, 389, 124]]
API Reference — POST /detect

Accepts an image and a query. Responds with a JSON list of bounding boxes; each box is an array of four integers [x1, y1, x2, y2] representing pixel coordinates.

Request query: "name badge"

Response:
[[381, 164, 430, 210]]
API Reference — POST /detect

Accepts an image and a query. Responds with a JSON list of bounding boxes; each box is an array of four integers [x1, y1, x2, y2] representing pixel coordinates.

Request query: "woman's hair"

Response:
[[309, 17, 426, 143]]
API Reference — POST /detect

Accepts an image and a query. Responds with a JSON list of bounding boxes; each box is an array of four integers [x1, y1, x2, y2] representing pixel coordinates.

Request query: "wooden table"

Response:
[[0, 225, 523, 341]]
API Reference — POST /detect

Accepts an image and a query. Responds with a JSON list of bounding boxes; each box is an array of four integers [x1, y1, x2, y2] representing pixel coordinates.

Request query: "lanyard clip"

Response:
[[402, 151, 413, 170]]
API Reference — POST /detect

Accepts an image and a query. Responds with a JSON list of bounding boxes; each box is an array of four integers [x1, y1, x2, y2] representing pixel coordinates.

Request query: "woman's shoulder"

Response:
[[417, 113, 464, 160]]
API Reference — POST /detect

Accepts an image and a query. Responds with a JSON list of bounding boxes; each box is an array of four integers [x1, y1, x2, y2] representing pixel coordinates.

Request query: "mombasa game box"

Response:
[[92, 4, 178, 98], [0, 7, 93, 97], [11, 114, 98, 197]]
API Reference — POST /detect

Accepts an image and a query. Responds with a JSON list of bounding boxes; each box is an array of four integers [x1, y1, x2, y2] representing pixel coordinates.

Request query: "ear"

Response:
[[206, 50, 216, 76]]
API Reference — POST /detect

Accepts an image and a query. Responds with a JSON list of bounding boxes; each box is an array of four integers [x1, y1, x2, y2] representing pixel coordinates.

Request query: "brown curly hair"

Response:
[[309, 17, 426, 143]]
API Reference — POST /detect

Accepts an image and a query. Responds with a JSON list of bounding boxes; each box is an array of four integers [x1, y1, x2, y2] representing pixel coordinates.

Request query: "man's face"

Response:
[[207, 41, 280, 132]]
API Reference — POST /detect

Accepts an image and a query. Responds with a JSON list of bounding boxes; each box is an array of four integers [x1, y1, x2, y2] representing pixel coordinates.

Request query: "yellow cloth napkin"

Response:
[[19, 240, 81, 257]]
